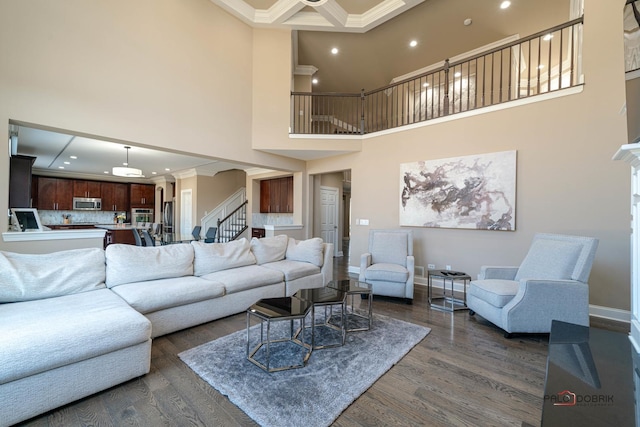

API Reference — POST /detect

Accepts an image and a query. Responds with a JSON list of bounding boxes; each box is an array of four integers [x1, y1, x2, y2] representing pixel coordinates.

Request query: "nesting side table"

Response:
[[246, 296, 313, 372], [327, 279, 373, 332], [427, 269, 471, 312], [295, 287, 347, 349]]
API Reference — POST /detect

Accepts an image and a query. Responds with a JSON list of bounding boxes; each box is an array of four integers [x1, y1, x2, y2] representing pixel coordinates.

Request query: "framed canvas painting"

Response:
[[400, 150, 516, 230]]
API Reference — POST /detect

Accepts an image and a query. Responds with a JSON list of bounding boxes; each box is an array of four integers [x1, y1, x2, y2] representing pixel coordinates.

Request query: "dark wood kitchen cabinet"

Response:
[[260, 176, 293, 213], [34, 176, 73, 210], [73, 180, 101, 198], [101, 182, 129, 212], [9, 155, 35, 208], [130, 183, 155, 208]]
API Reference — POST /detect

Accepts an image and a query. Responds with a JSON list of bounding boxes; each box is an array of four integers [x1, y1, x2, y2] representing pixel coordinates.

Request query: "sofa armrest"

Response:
[[320, 243, 334, 285], [478, 266, 519, 280], [359, 252, 372, 282], [503, 279, 589, 331]]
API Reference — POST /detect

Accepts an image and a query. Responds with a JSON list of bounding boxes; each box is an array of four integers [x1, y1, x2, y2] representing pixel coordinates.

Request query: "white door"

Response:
[[320, 186, 339, 257], [180, 189, 192, 235]]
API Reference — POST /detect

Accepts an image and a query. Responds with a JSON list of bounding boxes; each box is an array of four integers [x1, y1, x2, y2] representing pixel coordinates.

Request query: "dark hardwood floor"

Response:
[[19, 255, 629, 427]]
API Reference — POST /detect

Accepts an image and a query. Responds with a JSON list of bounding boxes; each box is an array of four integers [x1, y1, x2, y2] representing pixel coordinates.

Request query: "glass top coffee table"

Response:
[[246, 296, 313, 372], [327, 279, 373, 332], [295, 287, 347, 350]]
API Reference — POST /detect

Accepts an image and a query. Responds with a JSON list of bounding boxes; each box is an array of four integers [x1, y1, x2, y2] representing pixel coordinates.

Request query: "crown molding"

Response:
[[172, 168, 198, 180], [294, 65, 318, 76], [244, 167, 278, 176]]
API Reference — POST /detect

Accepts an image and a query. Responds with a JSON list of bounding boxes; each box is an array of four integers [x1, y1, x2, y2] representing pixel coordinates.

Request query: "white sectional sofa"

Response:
[[0, 235, 333, 426]]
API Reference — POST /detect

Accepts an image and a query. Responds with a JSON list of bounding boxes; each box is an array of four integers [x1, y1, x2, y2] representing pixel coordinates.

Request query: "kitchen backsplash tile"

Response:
[[251, 213, 293, 228], [39, 210, 128, 225]]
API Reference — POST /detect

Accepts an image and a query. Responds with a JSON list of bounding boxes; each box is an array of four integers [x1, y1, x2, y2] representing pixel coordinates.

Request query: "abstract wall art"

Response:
[[400, 150, 516, 230]]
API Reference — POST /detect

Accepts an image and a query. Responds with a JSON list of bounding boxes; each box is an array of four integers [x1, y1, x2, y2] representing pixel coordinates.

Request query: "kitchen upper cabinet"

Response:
[[260, 176, 293, 213], [34, 177, 73, 210], [130, 184, 155, 208], [9, 155, 35, 208], [101, 182, 129, 212], [73, 180, 101, 198]]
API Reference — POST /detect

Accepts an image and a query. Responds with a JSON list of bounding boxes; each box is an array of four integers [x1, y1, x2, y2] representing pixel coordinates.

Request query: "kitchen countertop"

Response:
[[2, 228, 106, 242], [94, 224, 141, 231]]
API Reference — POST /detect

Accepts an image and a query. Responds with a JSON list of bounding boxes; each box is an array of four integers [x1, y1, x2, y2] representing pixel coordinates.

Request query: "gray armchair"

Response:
[[467, 233, 598, 337], [359, 229, 414, 303]]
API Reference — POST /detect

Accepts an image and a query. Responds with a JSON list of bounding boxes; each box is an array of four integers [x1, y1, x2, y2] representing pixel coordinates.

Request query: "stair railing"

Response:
[[291, 17, 583, 135], [216, 200, 248, 243]]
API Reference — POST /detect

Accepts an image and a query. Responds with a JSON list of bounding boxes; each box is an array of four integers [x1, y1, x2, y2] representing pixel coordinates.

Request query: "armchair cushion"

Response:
[[515, 239, 582, 281], [364, 263, 410, 283], [468, 279, 519, 308], [370, 232, 409, 266]]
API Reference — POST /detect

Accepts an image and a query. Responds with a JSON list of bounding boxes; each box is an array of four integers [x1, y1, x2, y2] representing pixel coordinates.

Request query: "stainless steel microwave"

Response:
[[73, 197, 102, 210]]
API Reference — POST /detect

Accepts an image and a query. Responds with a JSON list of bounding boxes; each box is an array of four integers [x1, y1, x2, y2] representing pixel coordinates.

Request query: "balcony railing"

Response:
[[291, 17, 583, 135]]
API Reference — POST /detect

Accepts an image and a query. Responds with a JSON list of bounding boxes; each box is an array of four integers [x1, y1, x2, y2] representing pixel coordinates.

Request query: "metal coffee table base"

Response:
[[246, 303, 312, 373]]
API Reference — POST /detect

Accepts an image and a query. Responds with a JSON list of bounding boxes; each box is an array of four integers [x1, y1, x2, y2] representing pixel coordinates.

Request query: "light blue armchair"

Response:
[[467, 233, 598, 337], [359, 229, 414, 303]]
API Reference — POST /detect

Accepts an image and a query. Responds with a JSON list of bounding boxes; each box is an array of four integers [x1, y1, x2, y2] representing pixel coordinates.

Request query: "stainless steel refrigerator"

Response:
[[163, 200, 174, 233]]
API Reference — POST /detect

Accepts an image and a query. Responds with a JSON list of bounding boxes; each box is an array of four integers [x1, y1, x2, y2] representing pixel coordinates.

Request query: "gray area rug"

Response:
[[178, 311, 430, 427]]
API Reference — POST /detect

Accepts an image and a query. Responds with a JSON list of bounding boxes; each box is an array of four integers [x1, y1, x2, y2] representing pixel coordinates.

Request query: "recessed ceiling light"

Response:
[[454, 72, 462, 78], [165, 168, 170, 171], [312, 78, 318, 84], [463, 18, 472, 26], [543, 34, 554, 41], [500, 1, 511, 9], [64, 161, 70, 165], [104, 171, 109, 174], [70, 155, 77, 159], [409, 40, 418, 47], [58, 166, 64, 169], [152, 171, 157, 175], [123, 162, 128, 166], [331, 47, 338, 55]]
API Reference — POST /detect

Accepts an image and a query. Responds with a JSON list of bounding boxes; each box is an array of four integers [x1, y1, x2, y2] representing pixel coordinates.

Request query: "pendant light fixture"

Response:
[[112, 146, 144, 177]]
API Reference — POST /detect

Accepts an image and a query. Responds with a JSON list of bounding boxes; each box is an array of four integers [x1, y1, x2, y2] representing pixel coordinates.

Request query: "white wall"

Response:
[[308, 0, 631, 313]]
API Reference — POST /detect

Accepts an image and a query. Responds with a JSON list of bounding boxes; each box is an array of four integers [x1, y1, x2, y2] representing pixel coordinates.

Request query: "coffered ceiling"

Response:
[[211, 0, 425, 32]]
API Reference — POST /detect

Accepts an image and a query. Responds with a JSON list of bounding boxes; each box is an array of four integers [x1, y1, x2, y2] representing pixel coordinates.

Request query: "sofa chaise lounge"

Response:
[[0, 235, 333, 426]]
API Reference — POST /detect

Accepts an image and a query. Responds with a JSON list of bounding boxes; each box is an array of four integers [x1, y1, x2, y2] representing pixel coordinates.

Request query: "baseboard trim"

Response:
[[349, 266, 631, 324], [589, 304, 630, 323]]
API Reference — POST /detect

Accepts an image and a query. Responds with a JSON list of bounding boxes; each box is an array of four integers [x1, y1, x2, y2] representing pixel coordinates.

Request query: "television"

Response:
[[10, 208, 44, 232]]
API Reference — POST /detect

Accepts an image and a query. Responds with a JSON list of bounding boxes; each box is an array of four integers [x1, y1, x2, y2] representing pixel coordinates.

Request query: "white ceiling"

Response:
[[13, 126, 253, 181]]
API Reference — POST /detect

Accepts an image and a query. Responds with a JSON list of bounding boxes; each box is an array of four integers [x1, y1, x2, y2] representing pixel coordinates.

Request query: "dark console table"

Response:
[[542, 320, 636, 426]]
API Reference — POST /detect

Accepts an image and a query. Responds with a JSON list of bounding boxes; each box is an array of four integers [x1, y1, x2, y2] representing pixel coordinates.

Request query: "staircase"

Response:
[[200, 188, 247, 242], [216, 200, 248, 242]]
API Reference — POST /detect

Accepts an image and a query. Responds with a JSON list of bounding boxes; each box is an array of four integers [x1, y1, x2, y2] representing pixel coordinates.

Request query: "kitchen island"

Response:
[[94, 223, 141, 246]]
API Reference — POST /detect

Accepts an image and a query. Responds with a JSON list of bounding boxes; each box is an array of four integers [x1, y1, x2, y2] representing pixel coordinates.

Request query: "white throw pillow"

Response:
[[515, 239, 582, 281], [105, 244, 194, 288], [250, 234, 288, 264], [285, 237, 324, 267], [191, 238, 256, 276], [0, 248, 106, 303]]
